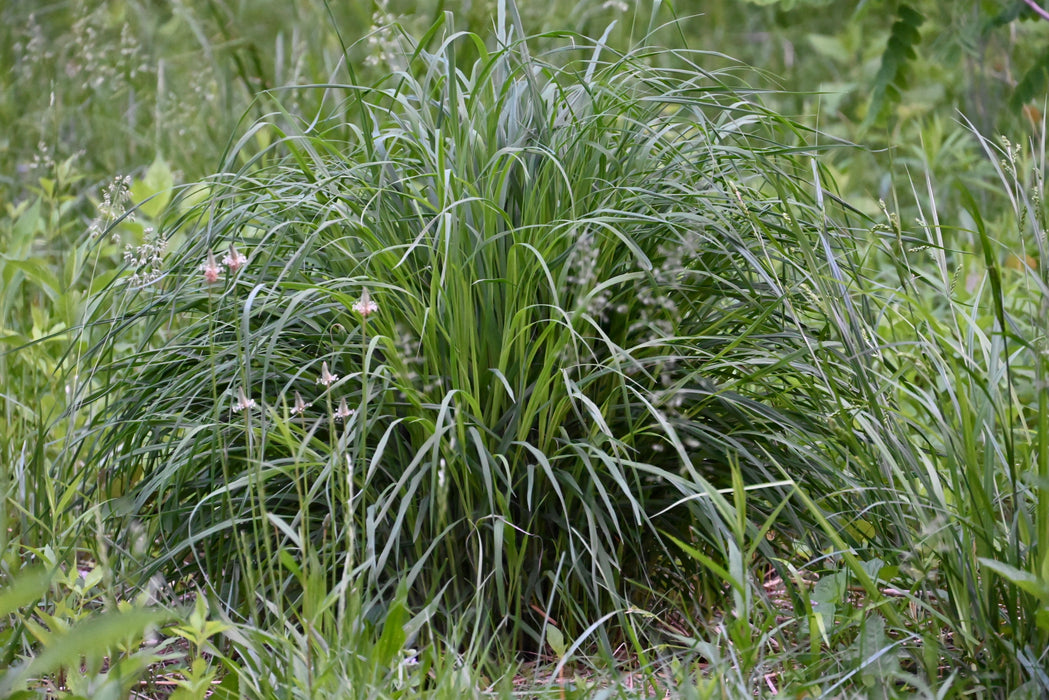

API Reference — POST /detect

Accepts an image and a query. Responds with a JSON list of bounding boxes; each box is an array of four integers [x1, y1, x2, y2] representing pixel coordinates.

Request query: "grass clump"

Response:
[[3, 2, 1049, 696], [73, 13, 869, 660]]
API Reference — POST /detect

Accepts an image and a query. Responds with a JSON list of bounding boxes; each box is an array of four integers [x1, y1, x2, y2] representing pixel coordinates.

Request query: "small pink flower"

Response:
[[222, 243, 248, 273], [290, 391, 310, 416], [232, 387, 257, 412], [200, 250, 222, 285], [353, 288, 378, 318], [334, 397, 354, 422], [317, 361, 339, 387]]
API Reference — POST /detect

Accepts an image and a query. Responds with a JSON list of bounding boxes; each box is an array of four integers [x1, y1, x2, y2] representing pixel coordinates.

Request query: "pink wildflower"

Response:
[[200, 250, 222, 285], [232, 387, 257, 413], [334, 397, 354, 422], [317, 361, 339, 387], [291, 391, 310, 416], [353, 287, 378, 318], [222, 243, 248, 273]]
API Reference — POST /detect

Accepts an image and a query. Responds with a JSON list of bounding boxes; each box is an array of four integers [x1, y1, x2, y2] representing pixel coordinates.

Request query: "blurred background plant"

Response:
[[3, 0, 1049, 696]]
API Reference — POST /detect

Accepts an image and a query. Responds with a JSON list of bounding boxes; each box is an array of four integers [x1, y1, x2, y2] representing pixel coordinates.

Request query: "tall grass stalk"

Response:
[[792, 119, 1049, 691]]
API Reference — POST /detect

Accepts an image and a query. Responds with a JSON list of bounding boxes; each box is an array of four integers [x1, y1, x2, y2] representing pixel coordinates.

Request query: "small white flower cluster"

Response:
[[565, 232, 614, 322], [123, 227, 167, 287], [88, 175, 133, 239], [13, 14, 53, 84], [65, 8, 150, 93], [118, 23, 146, 80], [29, 140, 57, 176], [165, 64, 218, 139], [364, 0, 403, 70], [566, 232, 601, 289]]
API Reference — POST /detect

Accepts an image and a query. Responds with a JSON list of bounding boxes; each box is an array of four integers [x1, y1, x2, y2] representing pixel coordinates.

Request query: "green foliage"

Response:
[[0, 560, 173, 698], [5, 0, 1049, 695], [865, 4, 924, 127], [834, 124, 1049, 692], [73, 12, 873, 656], [739, 0, 836, 7], [1011, 44, 1049, 112]]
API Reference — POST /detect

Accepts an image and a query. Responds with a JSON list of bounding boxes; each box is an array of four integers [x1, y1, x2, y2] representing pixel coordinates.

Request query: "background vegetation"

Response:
[[2, 0, 1049, 697]]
